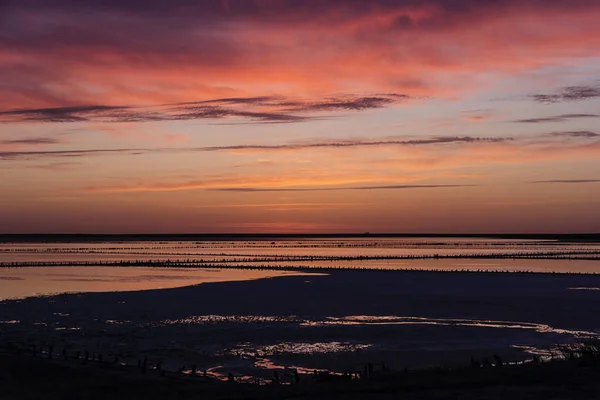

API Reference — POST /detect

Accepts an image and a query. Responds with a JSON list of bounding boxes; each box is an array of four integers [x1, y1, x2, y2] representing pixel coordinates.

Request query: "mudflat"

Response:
[[2, 270, 600, 381]]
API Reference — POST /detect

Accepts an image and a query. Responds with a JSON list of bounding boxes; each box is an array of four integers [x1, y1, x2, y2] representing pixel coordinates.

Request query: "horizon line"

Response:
[[1, 232, 599, 237]]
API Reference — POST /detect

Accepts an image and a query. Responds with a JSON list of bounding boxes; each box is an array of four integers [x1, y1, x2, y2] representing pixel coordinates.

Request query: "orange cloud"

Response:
[[461, 110, 493, 122], [82, 170, 411, 193]]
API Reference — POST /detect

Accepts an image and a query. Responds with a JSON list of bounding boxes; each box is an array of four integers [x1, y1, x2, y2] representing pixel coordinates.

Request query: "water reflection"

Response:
[[225, 341, 372, 357], [156, 315, 299, 326], [2, 238, 600, 274], [151, 314, 600, 339], [302, 316, 599, 338], [2, 238, 600, 383], [0, 267, 316, 300]]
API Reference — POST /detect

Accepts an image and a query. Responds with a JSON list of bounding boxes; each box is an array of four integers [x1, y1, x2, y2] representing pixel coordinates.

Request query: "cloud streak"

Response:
[[0, 94, 408, 124], [3, 131, 600, 161], [513, 114, 599, 124], [0, 136, 513, 160], [532, 180, 600, 184], [0, 137, 61, 145], [212, 184, 477, 192], [530, 85, 600, 103], [199, 136, 513, 152], [0, 106, 129, 123], [0, 148, 142, 160], [548, 131, 599, 138]]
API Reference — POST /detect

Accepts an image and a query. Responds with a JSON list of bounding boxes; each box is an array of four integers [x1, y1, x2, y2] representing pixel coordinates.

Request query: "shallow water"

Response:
[[0, 266, 314, 300], [1, 238, 600, 275]]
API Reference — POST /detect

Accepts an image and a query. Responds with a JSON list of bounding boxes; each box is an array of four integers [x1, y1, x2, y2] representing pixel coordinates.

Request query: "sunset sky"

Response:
[[1, 0, 600, 233]]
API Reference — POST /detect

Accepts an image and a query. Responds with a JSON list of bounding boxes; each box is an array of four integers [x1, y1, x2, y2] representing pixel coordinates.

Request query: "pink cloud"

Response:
[[1, 1, 600, 109]]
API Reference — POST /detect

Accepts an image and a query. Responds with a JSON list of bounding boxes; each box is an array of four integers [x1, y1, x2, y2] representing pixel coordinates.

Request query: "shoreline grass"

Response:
[[2, 341, 600, 399]]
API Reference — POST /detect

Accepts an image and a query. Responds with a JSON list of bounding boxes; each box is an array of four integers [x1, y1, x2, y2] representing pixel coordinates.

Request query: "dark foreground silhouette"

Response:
[[2, 346, 600, 400]]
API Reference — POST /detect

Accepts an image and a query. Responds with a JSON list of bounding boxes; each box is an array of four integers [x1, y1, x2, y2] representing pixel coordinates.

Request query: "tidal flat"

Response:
[[2, 269, 600, 383], [2, 237, 600, 388]]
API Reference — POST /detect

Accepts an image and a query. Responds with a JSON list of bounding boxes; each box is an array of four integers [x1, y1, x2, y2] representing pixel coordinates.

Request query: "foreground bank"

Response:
[[2, 346, 600, 400]]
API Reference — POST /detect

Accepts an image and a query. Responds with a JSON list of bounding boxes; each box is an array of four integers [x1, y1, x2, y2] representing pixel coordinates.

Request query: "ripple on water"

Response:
[[223, 341, 372, 357], [151, 315, 299, 326], [300, 315, 600, 338]]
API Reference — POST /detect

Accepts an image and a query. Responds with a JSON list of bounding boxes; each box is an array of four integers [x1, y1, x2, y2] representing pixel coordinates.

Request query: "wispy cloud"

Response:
[[0, 94, 409, 124], [199, 136, 513, 153], [283, 95, 409, 112], [548, 131, 599, 138], [85, 176, 478, 193], [461, 110, 493, 122], [0, 137, 61, 145], [179, 95, 409, 112], [3, 130, 600, 161], [0, 148, 141, 160], [0, 106, 129, 123], [532, 179, 600, 184], [34, 162, 82, 170], [530, 85, 600, 103], [192, 202, 366, 209], [212, 184, 477, 192], [513, 114, 599, 124], [0, 136, 512, 160]]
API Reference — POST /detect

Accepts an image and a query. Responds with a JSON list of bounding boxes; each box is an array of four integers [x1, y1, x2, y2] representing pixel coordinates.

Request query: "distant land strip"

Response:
[[1, 251, 598, 262], [1, 233, 600, 243]]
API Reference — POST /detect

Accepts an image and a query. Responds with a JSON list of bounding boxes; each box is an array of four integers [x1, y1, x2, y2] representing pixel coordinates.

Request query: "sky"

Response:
[[1, 0, 600, 234]]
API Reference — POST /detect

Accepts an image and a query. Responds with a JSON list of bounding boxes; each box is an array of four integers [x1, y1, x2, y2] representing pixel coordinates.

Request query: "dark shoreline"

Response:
[[2, 262, 600, 276], [2, 346, 600, 400], [2, 233, 600, 243]]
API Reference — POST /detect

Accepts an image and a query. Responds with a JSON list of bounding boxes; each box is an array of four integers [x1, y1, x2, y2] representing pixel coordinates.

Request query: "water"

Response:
[[3, 237, 600, 299], [1, 237, 600, 381], [2, 237, 600, 272], [0, 266, 314, 300]]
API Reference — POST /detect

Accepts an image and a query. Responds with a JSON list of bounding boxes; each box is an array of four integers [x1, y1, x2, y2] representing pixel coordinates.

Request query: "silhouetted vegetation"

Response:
[[2, 339, 600, 399]]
